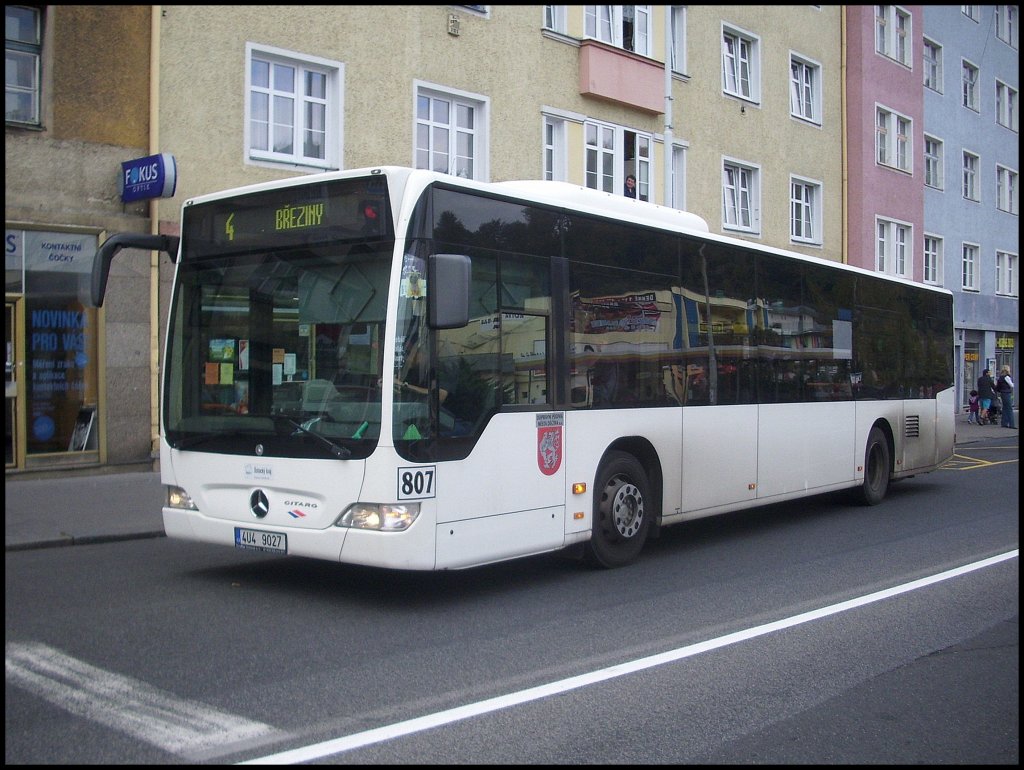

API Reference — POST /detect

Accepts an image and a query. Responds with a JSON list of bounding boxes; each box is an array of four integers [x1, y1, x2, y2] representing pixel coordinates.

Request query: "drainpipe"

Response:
[[148, 6, 161, 459], [663, 7, 674, 207], [840, 6, 848, 264]]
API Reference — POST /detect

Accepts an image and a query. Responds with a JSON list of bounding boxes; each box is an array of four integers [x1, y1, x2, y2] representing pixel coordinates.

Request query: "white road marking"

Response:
[[5, 641, 276, 757], [241, 549, 1019, 764]]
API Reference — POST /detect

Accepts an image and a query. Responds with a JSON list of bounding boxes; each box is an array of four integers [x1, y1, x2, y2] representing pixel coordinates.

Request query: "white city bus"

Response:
[[93, 166, 955, 570]]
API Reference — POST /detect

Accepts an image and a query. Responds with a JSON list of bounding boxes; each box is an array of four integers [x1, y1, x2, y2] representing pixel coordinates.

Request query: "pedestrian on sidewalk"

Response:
[[967, 390, 980, 424], [996, 366, 1016, 429], [977, 368, 996, 424]]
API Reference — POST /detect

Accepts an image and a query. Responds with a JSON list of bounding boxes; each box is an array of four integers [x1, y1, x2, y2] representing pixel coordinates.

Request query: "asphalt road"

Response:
[[5, 433, 1018, 764]]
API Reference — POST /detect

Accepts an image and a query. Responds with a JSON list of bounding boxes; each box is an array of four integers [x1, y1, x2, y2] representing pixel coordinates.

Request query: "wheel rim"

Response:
[[601, 475, 644, 539]]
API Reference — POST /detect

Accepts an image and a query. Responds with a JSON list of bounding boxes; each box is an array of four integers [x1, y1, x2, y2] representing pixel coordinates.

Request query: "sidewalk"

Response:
[[4, 410, 1017, 552]]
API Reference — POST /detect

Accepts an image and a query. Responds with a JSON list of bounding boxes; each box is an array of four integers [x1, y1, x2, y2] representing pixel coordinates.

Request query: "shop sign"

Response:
[[119, 153, 177, 203], [996, 336, 1015, 350]]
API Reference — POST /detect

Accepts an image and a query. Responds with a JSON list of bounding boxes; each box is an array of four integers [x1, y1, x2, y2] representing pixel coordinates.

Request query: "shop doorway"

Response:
[[6, 298, 23, 468]]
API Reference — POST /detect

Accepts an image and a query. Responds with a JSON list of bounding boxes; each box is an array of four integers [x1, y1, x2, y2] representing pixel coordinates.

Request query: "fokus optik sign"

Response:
[[119, 153, 177, 203]]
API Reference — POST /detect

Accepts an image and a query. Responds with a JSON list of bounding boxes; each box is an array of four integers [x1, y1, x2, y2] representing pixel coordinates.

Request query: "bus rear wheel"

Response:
[[854, 426, 891, 506], [585, 451, 651, 568]]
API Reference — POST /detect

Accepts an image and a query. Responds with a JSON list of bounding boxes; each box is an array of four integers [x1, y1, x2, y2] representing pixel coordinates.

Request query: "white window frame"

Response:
[[995, 80, 1019, 132], [875, 5, 912, 67], [543, 5, 567, 33], [996, 165, 1019, 215], [876, 217, 912, 278], [962, 6, 979, 22], [669, 6, 687, 75], [923, 37, 942, 92], [669, 142, 688, 211], [5, 5, 42, 126], [721, 24, 760, 103], [876, 105, 912, 173], [790, 52, 822, 125], [962, 150, 980, 201], [961, 241, 979, 291], [542, 115, 568, 182], [924, 135, 944, 189], [245, 44, 343, 170], [995, 5, 1018, 49], [995, 250, 1019, 297], [923, 235, 943, 285], [961, 58, 980, 111], [790, 176, 823, 246], [584, 5, 652, 56], [722, 157, 760, 234], [584, 120, 617, 193], [414, 82, 489, 181]]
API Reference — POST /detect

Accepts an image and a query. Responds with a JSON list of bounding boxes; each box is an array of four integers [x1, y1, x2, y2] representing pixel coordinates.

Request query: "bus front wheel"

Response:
[[855, 426, 891, 506], [585, 451, 651, 568]]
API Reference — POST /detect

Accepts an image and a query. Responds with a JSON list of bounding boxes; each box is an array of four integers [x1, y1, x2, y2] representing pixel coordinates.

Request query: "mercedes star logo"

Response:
[[250, 489, 269, 519]]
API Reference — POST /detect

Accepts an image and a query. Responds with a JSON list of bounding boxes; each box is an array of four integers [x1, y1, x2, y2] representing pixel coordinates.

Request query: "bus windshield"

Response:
[[164, 177, 393, 459]]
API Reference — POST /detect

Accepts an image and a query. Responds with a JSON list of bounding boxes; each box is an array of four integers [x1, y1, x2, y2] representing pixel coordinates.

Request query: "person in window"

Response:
[[624, 174, 638, 199]]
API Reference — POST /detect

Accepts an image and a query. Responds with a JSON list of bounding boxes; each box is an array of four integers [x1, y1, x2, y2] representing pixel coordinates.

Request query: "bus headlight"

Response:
[[166, 485, 198, 510], [338, 503, 420, 531]]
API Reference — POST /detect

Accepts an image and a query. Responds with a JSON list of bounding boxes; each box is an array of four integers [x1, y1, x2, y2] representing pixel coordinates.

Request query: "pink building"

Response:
[[845, 5, 925, 281]]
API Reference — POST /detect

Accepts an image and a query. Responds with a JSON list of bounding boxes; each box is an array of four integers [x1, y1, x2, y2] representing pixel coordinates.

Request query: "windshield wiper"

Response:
[[170, 415, 351, 459], [169, 433, 224, 451], [285, 415, 351, 459]]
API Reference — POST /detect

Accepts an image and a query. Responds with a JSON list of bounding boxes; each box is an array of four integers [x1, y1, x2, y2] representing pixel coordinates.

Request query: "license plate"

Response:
[[234, 527, 287, 554]]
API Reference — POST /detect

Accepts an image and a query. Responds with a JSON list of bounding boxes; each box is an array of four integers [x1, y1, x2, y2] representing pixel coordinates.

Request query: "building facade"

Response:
[[5, 5, 1016, 474], [6, 5, 156, 473], [922, 5, 1019, 406]]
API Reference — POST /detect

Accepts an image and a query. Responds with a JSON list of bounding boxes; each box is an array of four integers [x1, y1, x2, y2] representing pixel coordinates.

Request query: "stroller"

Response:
[[986, 398, 1000, 425]]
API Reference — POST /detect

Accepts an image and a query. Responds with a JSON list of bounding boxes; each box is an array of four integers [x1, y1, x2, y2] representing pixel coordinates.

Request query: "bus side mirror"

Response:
[[428, 253, 470, 329], [90, 233, 179, 307]]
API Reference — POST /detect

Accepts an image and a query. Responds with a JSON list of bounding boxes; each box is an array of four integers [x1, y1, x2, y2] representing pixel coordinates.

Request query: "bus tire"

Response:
[[855, 426, 891, 506], [585, 451, 651, 568]]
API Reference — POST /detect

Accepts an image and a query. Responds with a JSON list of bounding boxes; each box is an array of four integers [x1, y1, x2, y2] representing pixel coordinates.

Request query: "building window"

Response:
[[584, 121, 616, 193], [963, 151, 980, 201], [962, 6, 979, 22], [543, 5, 567, 33], [584, 5, 652, 56], [582, 121, 652, 199], [876, 218, 911, 277], [790, 54, 821, 125], [923, 235, 943, 285], [997, 165, 1019, 214], [996, 250, 1019, 297], [246, 45, 342, 169], [995, 81, 1019, 132], [625, 130, 651, 201], [5, 5, 41, 125], [961, 59, 980, 111], [722, 159, 759, 233], [543, 116, 567, 181], [722, 25, 760, 103], [995, 5, 1018, 48], [875, 5, 912, 67], [924, 135, 944, 189], [876, 106, 912, 172], [669, 6, 687, 74], [415, 85, 486, 180], [961, 242, 979, 290], [790, 177, 822, 245], [669, 143, 687, 210], [923, 38, 942, 92]]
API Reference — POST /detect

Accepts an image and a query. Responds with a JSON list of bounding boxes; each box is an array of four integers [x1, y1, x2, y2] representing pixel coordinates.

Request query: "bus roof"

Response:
[[181, 166, 950, 299], [490, 178, 711, 234]]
